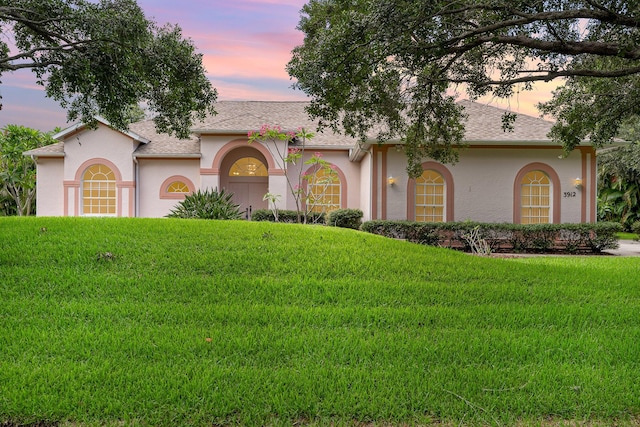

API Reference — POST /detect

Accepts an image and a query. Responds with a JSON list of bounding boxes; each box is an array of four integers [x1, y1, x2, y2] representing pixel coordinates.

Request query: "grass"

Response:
[[1, 217, 639, 427], [617, 232, 639, 240]]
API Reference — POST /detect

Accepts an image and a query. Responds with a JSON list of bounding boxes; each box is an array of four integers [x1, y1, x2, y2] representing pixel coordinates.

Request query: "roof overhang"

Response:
[[191, 129, 248, 136], [133, 153, 202, 159], [53, 116, 150, 144], [23, 151, 65, 158]]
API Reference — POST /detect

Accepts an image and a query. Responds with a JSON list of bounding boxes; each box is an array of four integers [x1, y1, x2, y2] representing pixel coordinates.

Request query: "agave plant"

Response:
[[166, 188, 242, 220]]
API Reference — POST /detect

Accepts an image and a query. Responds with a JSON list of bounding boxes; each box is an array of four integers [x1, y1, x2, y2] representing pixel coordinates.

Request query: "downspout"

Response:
[[29, 155, 37, 217], [133, 155, 140, 217]]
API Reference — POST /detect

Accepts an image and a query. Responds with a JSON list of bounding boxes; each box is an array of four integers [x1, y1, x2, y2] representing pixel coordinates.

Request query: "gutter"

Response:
[[133, 153, 202, 159]]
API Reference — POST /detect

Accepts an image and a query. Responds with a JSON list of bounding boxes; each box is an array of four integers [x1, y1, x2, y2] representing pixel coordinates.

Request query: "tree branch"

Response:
[[449, 65, 640, 86]]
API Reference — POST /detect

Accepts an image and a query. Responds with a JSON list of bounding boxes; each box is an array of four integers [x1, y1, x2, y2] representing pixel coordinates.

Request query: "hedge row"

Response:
[[252, 209, 364, 230], [361, 220, 622, 254], [251, 209, 326, 224]]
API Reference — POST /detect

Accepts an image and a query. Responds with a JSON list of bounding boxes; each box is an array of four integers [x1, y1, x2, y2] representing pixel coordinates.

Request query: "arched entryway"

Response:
[[219, 146, 269, 215]]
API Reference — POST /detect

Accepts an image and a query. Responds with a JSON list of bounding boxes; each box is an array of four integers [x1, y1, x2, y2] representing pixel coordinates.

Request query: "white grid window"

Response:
[[307, 167, 341, 213], [82, 164, 116, 216], [521, 171, 551, 224], [415, 170, 445, 222]]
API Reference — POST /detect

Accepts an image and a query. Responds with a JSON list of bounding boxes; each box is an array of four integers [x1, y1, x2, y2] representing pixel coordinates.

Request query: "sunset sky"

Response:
[[0, 0, 556, 132]]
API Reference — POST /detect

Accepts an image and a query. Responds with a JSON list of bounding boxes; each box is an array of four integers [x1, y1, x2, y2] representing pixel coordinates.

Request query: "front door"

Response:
[[227, 177, 268, 215], [221, 153, 270, 218]]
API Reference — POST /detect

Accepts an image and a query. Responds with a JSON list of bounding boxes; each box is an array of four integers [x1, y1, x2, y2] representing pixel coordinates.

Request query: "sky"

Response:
[[0, 0, 557, 132]]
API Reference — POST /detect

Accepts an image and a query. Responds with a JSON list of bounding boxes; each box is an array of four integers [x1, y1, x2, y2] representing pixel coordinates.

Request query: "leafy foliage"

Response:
[[596, 143, 640, 230], [288, 0, 640, 176], [251, 209, 325, 224], [361, 220, 622, 254], [248, 125, 339, 223], [326, 208, 363, 229], [0, 125, 55, 216], [166, 188, 242, 220], [1, 0, 216, 137]]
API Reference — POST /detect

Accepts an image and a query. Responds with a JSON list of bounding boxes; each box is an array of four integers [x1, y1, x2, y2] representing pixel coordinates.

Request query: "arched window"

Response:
[[415, 169, 445, 222], [520, 170, 551, 224], [82, 164, 116, 216], [160, 176, 195, 200], [166, 181, 190, 193], [307, 166, 341, 213], [229, 157, 267, 177]]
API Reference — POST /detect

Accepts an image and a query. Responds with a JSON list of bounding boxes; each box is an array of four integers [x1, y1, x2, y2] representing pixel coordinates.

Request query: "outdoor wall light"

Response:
[[574, 177, 583, 189], [388, 176, 396, 186]]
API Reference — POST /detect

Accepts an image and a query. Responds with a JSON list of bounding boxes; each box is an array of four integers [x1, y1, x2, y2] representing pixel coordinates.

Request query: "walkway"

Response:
[[603, 240, 640, 256]]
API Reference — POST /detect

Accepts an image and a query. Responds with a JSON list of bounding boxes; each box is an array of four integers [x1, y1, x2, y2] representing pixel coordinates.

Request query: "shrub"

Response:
[[631, 221, 640, 238], [361, 220, 622, 254], [327, 209, 363, 229], [252, 209, 325, 224], [166, 188, 242, 220]]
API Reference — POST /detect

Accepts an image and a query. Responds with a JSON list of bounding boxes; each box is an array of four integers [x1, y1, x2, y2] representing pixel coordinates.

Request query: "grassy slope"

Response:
[[1, 217, 639, 426]]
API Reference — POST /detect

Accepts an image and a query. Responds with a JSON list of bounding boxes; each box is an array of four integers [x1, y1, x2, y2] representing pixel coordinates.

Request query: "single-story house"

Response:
[[24, 100, 597, 223]]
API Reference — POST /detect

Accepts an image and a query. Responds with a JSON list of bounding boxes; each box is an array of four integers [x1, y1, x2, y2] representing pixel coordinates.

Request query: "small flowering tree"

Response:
[[248, 125, 338, 223]]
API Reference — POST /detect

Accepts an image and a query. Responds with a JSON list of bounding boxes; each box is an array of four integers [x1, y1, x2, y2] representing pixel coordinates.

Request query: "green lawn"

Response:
[[1, 217, 639, 427], [617, 232, 639, 241]]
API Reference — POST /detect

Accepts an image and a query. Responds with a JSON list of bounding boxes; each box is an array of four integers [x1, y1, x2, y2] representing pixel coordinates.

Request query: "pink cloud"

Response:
[[474, 80, 560, 118], [211, 78, 307, 101]]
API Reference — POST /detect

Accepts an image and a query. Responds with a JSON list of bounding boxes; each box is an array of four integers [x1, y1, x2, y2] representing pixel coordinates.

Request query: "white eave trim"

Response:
[[133, 153, 202, 159], [53, 116, 150, 144], [192, 129, 249, 136], [23, 151, 65, 158]]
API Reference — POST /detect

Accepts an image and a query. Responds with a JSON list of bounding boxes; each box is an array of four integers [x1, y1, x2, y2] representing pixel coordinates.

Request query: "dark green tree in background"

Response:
[[288, 0, 640, 176], [1, 0, 216, 137], [596, 118, 640, 231], [0, 125, 55, 216]]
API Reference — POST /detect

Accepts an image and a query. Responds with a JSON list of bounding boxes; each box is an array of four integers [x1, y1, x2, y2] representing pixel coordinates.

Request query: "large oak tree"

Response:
[[287, 0, 640, 176], [1, 0, 216, 137]]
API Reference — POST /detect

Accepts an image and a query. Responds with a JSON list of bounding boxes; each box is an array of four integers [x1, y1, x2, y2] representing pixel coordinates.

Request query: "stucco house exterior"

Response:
[[24, 100, 597, 223]]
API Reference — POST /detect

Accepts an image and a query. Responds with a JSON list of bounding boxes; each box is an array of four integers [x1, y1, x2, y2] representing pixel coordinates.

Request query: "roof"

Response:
[[458, 100, 554, 143], [192, 101, 356, 147], [25, 100, 560, 158], [23, 141, 65, 157], [130, 120, 200, 158], [52, 116, 150, 144]]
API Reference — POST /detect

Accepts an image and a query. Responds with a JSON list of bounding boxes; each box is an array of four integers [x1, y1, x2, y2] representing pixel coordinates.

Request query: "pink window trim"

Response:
[[160, 175, 196, 200], [72, 158, 126, 217], [406, 162, 455, 222], [211, 139, 282, 175]]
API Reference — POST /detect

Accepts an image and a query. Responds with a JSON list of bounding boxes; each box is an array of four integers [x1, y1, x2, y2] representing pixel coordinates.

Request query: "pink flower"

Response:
[[329, 164, 337, 170], [314, 152, 322, 158]]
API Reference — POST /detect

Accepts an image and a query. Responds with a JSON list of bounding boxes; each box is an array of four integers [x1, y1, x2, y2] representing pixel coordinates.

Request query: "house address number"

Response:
[[563, 191, 577, 198]]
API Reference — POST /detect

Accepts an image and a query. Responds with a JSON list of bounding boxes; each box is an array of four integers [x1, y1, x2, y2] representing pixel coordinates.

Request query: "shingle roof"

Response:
[[193, 101, 356, 147], [26, 100, 559, 158], [23, 141, 65, 157], [130, 120, 200, 157], [459, 100, 554, 143]]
